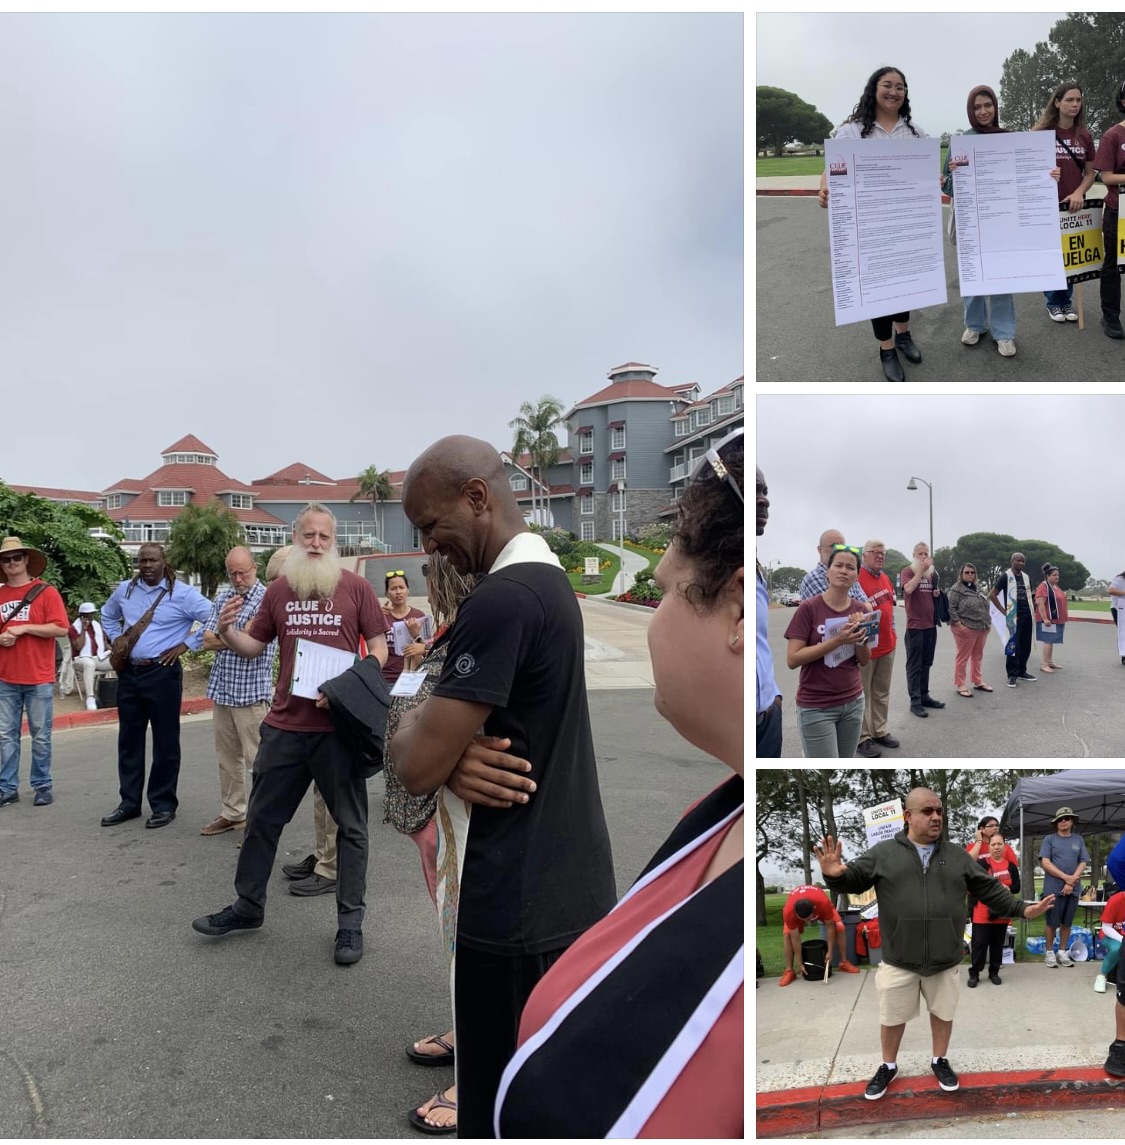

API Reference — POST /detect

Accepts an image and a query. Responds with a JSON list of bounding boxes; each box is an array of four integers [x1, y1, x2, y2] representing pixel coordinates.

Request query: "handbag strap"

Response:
[[0, 582, 48, 632], [118, 586, 168, 644]]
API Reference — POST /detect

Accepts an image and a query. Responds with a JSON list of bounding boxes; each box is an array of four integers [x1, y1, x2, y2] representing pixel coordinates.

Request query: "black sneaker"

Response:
[[1106, 1040, 1125, 1078], [865, 1063, 898, 1100], [873, 734, 900, 748], [989, 972, 1002, 985], [1017, 672, 1037, 681], [967, 973, 979, 988], [910, 705, 928, 718], [921, 696, 945, 709], [857, 739, 882, 758], [33, 788, 53, 807], [282, 853, 317, 880], [0, 791, 19, 807], [931, 1057, 959, 1091], [191, 905, 263, 937], [1007, 677, 1017, 688], [1103, 317, 1125, 340], [334, 928, 364, 965]]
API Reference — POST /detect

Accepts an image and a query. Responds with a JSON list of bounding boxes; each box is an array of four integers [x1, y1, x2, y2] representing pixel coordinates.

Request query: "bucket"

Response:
[[95, 675, 118, 709], [801, 938, 833, 981]]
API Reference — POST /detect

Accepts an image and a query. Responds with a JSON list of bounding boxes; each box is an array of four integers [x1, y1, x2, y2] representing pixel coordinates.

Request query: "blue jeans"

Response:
[[964, 294, 1015, 340], [0, 681, 55, 794], [1044, 286, 1073, 308], [796, 695, 865, 758]]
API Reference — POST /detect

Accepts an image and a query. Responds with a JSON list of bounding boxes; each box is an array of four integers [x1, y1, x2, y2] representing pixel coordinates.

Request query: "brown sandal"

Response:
[[957, 689, 973, 698], [973, 684, 993, 692]]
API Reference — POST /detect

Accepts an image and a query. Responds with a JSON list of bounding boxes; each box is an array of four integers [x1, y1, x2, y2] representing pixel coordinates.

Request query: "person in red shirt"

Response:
[[779, 884, 861, 986], [969, 834, 1021, 986], [1096, 891, 1125, 994], [964, 815, 1019, 866], [856, 540, 899, 759]]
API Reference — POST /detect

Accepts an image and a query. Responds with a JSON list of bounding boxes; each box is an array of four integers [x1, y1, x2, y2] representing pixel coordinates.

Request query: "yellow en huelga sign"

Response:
[[1060, 207, 1104, 274]]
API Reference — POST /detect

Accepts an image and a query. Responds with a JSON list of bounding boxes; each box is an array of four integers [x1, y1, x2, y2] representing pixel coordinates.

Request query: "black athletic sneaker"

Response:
[[1106, 1040, 1125, 1078], [1007, 676, 1017, 688], [334, 928, 364, 965], [191, 905, 263, 936], [864, 1063, 898, 1100], [931, 1057, 959, 1091]]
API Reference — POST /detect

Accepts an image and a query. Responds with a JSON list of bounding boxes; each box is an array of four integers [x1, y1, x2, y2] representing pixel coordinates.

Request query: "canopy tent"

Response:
[[999, 770, 1125, 838]]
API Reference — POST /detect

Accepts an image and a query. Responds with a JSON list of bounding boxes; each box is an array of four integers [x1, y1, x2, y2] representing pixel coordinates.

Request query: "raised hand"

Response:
[[814, 835, 847, 879], [1024, 895, 1056, 920]]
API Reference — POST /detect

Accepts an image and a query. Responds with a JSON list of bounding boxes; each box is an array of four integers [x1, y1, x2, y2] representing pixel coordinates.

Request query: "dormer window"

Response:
[[156, 490, 190, 507], [230, 494, 254, 510]]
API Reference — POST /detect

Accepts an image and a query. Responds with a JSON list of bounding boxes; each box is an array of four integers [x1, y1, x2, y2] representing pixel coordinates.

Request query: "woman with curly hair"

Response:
[[819, 66, 931, 383], [494, 429, 744, 1138]]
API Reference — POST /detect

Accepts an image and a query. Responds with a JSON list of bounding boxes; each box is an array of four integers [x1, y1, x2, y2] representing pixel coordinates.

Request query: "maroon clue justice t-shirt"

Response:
[[783, 596, 865, 709], [248, 569, 387, 733]]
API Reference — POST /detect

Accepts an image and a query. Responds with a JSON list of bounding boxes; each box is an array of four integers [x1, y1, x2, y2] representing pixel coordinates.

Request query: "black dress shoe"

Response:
[[101, 806, 141, 826], [873, 734, 900, 748], [910, 705, 928, 718], [895, 332, 922, 363], [879, 348, 905, 382], [921, 696, 945, 709], [145, 811, 176, 829]]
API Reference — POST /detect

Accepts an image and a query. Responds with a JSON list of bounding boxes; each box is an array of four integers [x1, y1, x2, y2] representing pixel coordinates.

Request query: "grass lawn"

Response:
[[756, 148, 949, 180], [566, 553, 620, 595], [1069, 599, 1112, 612]]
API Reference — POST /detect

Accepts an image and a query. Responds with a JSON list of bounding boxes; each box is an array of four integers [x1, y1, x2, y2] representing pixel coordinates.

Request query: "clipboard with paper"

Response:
[[291, 638, 358, 700]]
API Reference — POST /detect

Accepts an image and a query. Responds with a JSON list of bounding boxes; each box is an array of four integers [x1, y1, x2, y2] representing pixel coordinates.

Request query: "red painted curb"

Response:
[[37, 697, 214, 735], [1068, 614, 1113, 624], [756, 1066, 1125, 1138]]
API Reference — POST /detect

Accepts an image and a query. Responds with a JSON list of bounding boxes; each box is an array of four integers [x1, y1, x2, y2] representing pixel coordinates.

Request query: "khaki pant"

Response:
[[213, 702, 268, 822], [859, 649, 895, 742], [313, 786, 337, 880]]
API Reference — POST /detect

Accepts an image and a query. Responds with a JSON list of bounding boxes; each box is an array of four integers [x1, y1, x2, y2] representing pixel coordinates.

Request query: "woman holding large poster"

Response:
[[818, 66, 930, 383]]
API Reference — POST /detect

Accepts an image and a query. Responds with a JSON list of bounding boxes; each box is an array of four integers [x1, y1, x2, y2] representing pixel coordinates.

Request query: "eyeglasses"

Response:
[[385, 570, 406, 579], [690, 428, 743, 503], [910, 806, 944, 817], [0, 553, 25, 564], [831, 544, 862, 557], [963, 569, 976, 575], [226, 567, 255, 578]]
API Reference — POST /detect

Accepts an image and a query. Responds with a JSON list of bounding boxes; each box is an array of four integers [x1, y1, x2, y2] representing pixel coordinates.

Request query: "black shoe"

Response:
[[857, 739, 882, 758], [1102, 317, 1125, 340], [921, 696, 945, 709], [873, 734, 900, 748], [1007, 676, 1017, 688], [335, 928, 364, 965], [33, 788, 53, 807], [145, 811, 176, 829], [864, 1063, 898, 1100], [101, 806, 141, 826], [1106, 1039, 1125, 1078], [289, 873, 337, 897], [931, 1056, 959, 1092], [282, 853, 317, 880], [192, 905, 263, 936], [0, 791, 19, 807], [910, 705, 928, 717], [1017, 672, 1037, 681], [989, 972, 1002, 985], [879, 348, 905, 383], [967, 973, 979, 988], [895, 332, 923, 364]]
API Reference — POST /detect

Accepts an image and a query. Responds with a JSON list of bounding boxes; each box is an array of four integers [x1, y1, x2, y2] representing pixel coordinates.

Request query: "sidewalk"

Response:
[[755, 959, 1125, 1137]]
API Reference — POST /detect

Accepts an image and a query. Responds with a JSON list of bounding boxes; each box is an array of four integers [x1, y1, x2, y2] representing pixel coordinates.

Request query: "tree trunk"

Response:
[[797, 770, 812, 884], [756, 857, 768, 926]]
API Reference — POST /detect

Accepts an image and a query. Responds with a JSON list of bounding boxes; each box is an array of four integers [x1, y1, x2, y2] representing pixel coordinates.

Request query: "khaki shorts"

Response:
[[875, 962, 960, 1025]]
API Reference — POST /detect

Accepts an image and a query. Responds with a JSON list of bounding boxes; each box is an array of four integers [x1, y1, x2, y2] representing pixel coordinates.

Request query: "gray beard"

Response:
[[283, 545, 342, 599]]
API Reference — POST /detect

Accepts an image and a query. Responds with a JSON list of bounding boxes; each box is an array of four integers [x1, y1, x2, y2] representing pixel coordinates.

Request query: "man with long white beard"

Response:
[[191, 503, 389, 966]]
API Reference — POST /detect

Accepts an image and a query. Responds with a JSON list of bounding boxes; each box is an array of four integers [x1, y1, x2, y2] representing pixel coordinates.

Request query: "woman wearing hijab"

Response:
[[1035, 564, 1069, 673], [943, 85, 1060, 357], [946, 562, 992, 698]]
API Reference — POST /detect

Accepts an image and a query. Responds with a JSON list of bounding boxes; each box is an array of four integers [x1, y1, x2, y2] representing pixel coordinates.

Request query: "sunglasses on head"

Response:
[[689, 428, 743, 503], [831, 544, 862, 557], [385, 570, 406, 580]]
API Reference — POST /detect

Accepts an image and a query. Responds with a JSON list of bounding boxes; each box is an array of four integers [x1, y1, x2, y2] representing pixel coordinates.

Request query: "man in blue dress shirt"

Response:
[[100, 543, 213, 829]]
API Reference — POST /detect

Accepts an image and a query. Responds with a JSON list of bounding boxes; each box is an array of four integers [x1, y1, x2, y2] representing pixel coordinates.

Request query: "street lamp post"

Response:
[[906, 476, 934, 556], [617, 481, 628, 596]]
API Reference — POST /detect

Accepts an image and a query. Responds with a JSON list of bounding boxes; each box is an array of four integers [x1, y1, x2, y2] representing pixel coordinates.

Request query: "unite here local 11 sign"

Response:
[[863, 799, 904, 848]]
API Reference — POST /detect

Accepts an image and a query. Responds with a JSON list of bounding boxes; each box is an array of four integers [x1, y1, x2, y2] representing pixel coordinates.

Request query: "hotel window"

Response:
[[611, 458, 627, 482], [105, 494, 122, 510], [611, 518, 628, 540], [579, 431, 594, 455], [611, 491, 627, 513], [156, 490, 189, 507], [410, 527, 421, 550], [733, 385, 743, 409], [580, 495, 594, 515], [579, 462, 594, 485], [580, 522, 595, 542], [509, 474, 529, 491], [230, 494, 253, 509], [610, 426, 626, 450], [672, 418, 689, 437], [694, 408, 712, 428], [716, 395, 734, 416]]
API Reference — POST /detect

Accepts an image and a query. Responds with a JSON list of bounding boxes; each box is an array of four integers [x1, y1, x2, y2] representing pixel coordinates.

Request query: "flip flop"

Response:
[[405, 1034, 455, 1067], [957, 690, 973, 698], [973, 684, 993, 692], [1041, 666, 1055, 673], [407, 1088, 457, 1135]]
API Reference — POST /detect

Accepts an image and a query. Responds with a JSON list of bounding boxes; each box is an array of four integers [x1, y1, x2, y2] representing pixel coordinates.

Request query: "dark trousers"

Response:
[[970, 921, 1007, 976], [454, 943, 566, 1138], [1006, 610, 1033, 678], [116, 661, 184, 815], [871, 311, 910, 341], [904, 626, 937, 706], [757, 695, 783, 758], [1102, 208, 1120, 321], [233, 724, 369, 928]]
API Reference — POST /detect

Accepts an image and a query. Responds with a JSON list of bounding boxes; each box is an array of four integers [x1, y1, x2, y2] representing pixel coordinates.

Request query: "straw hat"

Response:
[[0, 536, 47, 578]]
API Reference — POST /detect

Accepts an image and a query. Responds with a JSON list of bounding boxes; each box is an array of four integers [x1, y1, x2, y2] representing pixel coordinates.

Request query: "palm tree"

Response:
[[509, 395, 566, 527], [165, 501, 246, 596], [352, 465, 393, 544]]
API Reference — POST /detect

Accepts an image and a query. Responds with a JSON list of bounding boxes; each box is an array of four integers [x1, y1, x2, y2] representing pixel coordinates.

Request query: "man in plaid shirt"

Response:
[[799, 529, 872, 606], [199, 546, 276, 837]]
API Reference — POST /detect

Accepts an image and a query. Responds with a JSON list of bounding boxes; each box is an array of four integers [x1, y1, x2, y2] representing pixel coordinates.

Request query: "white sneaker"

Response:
[[1045, 951, 1058, 967], [1058, 950, 1074, 967], [1095, 974, 1108, 993], [961, 328, 981, 345], [86, 697, 97, 711], [997, 339, 1016, 357]]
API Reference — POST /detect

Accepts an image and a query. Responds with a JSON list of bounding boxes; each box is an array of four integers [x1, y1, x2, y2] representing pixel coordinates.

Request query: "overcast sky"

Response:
[[756, 394, 1125, 582], [1, 12, 743, 491], [756, 12, 1061, 138]]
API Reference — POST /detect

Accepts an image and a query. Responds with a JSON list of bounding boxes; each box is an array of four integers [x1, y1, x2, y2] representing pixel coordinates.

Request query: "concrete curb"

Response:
[[756, 1066, 1125, 1137], [41, 697, 214, 735]]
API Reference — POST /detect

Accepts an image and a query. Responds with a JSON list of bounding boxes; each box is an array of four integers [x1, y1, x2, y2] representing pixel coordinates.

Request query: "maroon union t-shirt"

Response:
[[248, 568, 387, 732], [783, 595, 865, 709], [899, 565, 937, 630], [1054, 125, 1095, 201]]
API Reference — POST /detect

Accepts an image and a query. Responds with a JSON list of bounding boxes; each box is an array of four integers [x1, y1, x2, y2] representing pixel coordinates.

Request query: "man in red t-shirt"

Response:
[[0, 536, 69, 808], [1095, 81, 1125, 340], [779, 884, 860, 986], [857, 539, 899, 759], [192, 504, 390, 966]]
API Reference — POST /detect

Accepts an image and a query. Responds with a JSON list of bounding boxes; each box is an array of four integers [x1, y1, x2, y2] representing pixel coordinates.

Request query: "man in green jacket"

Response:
[[815, 786, 1055, 1102]]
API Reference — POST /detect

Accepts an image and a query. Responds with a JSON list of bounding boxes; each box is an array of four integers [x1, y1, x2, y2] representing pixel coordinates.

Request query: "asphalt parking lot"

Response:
[[755, 196, 1125, 383], [0, 689, 723, 1139], [763, 607, 1122, 757]]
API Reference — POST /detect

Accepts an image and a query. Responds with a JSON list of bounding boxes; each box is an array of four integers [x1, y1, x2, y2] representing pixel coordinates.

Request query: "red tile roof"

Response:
[[7, 484, 103, 503], [161, 434, 217, 456], [252, 462, 338, 486], [250, 484, 365, 502], [103, 463, 286, 524], [569, 380, 679, 411]]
